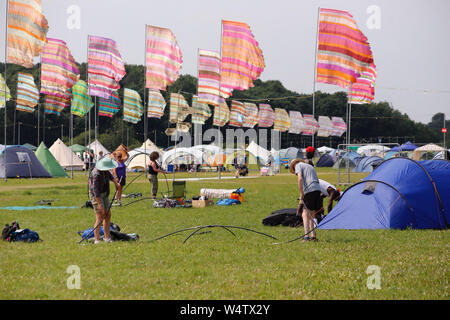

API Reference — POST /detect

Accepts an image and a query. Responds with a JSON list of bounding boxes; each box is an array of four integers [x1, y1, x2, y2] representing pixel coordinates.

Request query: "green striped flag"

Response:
[[71, 80, 93, 117], [123, 88, 143, 124]]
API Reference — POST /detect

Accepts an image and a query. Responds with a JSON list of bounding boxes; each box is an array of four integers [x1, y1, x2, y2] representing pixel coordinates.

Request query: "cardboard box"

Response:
[[192, 199, 214, 208]]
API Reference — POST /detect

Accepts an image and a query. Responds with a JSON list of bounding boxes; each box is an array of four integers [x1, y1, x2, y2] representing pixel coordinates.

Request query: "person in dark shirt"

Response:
[[147, 151, 165, 198], [305, 146, 315, 167], [88, 157, 120, 244]]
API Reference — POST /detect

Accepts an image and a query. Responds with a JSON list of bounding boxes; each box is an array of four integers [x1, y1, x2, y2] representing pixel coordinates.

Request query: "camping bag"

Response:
[[110, 230, 139, 242], [262, 208, 303, 227], [2, 221, 20, 241], [10, 229, 40, 242], [78, 222, 121, 239]]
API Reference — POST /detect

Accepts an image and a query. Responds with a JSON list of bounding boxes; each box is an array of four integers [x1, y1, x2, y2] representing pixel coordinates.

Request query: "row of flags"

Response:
[[1, 1, 374, 137]]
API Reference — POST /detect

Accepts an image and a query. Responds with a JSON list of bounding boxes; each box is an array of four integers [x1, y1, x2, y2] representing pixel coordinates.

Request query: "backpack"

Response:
[[78, 222, 121, 239], [2, 221, 20, 241], [262, 208, 303, 227], [10, 229, 40, 242]]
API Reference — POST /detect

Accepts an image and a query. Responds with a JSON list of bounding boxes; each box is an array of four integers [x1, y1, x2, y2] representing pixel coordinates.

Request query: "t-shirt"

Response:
[[88, 168, 114, 198], [318, 179, 337, 196], [295, 162, 320, 194]]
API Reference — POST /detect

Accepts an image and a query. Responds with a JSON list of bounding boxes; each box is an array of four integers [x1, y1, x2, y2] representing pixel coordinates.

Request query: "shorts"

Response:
[[303, 190, 323, 212], [117, 176, 126, 186], [89, 192, 110, 215]]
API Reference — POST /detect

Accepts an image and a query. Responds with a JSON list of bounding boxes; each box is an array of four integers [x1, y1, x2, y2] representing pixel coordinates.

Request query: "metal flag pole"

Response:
[[39, 53, 43, 146], [12, 106, 15, 144], [444, 113, 447, 160], [217, 20, 224, 179], [144, 24, 148, 170], [311, 6, 320, 148], [4, 0, 9, 182]]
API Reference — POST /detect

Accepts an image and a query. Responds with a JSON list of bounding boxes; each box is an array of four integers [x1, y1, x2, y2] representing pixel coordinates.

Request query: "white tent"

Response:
[[161, 147, 204, 168], [49, 138, 84, 170], [413, 143, 446, 160], [126, 139, 165, 171], [87, 139, 109, 159], [246, 141, 271, 165], [317, 146, 334, 154], [357, 144, 391, 157]]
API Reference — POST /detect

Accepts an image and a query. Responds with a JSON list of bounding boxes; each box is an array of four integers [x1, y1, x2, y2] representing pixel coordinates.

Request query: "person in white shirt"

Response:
[[318, 179, 342, 213]]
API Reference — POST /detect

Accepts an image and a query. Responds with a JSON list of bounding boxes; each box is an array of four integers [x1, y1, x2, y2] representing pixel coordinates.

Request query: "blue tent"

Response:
[[319, 158, 450, 230], [316, 153, 335, 167], [391, 141, 418, 152], [0, 145, 51, 178], [332, 151, 361, 169], [353, 156, 383, 172]]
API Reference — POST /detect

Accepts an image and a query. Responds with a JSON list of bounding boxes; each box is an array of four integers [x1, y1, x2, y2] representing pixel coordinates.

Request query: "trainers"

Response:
[[94, 240, 102, 244], [103, 238, 113, 243]]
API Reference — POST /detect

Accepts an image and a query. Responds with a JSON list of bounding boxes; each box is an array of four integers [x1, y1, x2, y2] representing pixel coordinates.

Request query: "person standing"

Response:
[[148, 151, 165, 199], [88, 157, 120, 244], [112, 152, 127, 206], [305, 146, 315, 166], [290, 159, 323, 242]]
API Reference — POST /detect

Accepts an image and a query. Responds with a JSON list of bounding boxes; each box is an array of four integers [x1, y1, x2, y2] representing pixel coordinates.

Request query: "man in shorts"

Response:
[[88, 157, 120, 244], [318, 179, 342, 214], [290, 159, 323, 242]]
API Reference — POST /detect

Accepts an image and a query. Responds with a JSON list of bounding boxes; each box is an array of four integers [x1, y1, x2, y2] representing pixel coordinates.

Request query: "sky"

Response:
[[1, 0, 449, 124]]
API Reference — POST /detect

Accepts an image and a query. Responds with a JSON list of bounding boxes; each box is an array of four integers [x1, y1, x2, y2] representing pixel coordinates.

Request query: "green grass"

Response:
[[0, 168, 448, 300]]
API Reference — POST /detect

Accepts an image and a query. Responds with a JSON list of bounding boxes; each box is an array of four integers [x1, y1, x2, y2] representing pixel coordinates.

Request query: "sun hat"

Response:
[[306, 146, 315, 153], [96, 157, 118, 171]]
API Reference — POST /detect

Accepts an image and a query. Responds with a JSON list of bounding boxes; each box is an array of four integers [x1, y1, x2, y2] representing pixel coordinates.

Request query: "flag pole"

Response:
[[144, 24, 148, 170], [86, 34, 91, 170], [218, 20, 224, 179], [4, 0, 9, 182], [311, 6, 320, 148]]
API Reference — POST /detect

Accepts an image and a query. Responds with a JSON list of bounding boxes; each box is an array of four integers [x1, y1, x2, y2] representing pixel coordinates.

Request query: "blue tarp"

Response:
[[319, 158, 450, 230]]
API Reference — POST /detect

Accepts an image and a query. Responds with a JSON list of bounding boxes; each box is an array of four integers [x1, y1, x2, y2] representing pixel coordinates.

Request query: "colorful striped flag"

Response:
[[197, 49, 224, 106], [274, 108, 291, 132], [44, 92, 71, 115], [348, 63, 376, 104], [123, 88, 143, 124], [331, 116, 347, 136], [242, 102, 258, 128], [316, 8, 374, 88], [302, 114, 320, 136], [169, 93, 192, 124], [147, 89, 166, 119], [192, 95, 211, 124], [0, 74, 12, 108], [7, 0, 49, 68], [257, 104, 275, 128], [145, 25, 183, 90], [71, 80, 93, 117], [88, 35, 126, 99], [98, 91, 121, 118], [213, 101, 230, 127], [220, 20, 265, 98], [317, 116, 334, 137], [40, 38, 79, 97], [288, 111, 304, 134], [229, 100, 247, 127], [16, 72, 39, 113]]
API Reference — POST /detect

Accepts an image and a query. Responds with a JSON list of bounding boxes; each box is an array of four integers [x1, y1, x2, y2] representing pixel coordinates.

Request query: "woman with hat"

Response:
[[88, 157, 121, 244]]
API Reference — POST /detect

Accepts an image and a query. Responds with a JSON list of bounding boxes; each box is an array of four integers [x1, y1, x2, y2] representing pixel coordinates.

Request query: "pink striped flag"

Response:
[[302, 114, 319, 136], [257, 104, 275, 128], [197, 49, 224, 106], [288, 111, 304, 134], [229, 100, 247, 127], [331, 116, 347, 136], [348, 63, 376, 104]]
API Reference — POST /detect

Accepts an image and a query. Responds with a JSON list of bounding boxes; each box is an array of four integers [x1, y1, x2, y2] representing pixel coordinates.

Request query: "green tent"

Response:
[[35, 142, 68, 177], [69, 144, 87, 153]]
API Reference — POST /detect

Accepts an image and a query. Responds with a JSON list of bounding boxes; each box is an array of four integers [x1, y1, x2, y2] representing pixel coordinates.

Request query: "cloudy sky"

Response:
[[1, 0, 449, 124]]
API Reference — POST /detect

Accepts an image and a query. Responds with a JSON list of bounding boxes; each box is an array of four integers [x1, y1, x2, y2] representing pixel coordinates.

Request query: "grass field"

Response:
[[0, 168, 448, 300]]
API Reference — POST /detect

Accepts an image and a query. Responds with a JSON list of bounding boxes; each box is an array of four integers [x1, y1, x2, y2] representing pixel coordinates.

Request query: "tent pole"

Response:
[[311, 6, 320, 148]]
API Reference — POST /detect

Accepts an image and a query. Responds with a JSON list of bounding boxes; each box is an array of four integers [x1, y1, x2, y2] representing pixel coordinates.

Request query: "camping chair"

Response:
[[162, 180, 187, 200]]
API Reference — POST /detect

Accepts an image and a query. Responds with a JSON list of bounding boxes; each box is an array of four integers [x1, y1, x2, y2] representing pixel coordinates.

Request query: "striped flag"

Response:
[[274, 108, 291, 132], [7, 0, 49, 68], [0, 74, 12, 108], [71, 80, 93, 117], [213, 101, 230, 127], [197, 49, 224, 106], [123, 88, 143, 124], [88, 35, 126, 98], [258, 104, 275, 128], [242, 102, 258, 128], [147, 89, 166, 119], [98, 91, 121, 118], [44, 92, 71, 115], [331, 116, 347, 136], [169, 93, 192, 124], [40, 38, 79, 97], [192, 95, 211, 124], [317, 116, 334, 137], [16, 72, 39, 113], [316, 8, 374, 88], [229, 100, 247, 127], [302, 114, 320, 136], [288, 111, 304, 134], [348, 63, 376, 104], [145, 25, 183, 90], [220, 20, 265, 98]]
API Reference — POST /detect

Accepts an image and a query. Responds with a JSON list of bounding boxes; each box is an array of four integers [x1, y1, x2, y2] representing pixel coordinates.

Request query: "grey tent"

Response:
[[0, 145, 51, 178]]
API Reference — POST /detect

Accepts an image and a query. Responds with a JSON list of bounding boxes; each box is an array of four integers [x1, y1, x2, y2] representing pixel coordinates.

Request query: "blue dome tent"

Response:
[[316, 153, 335, 167], [319, 158, 450, 230], [353, 156, 383, 172], [391, 141, 418, 152], [0, 145, 52, 178]]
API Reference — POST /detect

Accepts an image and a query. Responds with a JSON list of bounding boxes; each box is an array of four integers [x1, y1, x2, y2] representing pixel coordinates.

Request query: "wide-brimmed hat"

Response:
[[96, 157, 118, 171]]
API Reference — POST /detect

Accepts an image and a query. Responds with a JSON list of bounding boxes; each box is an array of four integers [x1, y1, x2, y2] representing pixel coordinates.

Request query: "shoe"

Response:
[[94, 240, 102, 244], [103, 238, 113, 243], [310, 237, 318, 242], [301, 236, 311, 242]]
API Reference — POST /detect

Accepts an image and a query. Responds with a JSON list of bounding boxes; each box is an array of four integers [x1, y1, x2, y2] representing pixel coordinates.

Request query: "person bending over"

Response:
[[318, 179, 342, 214]]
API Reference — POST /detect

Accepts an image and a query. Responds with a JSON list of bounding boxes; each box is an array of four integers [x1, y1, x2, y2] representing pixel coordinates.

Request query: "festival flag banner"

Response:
[[302, 114, 320, 136], [316, 8, 374, 88], [229, 100, 247, 127], [317, 116, 334, 137], [123, 88, 143, 124], [16, 72, 39, 113], [7, 0, 49, 68], [257, 104, 275, 128], [274, 108, 291, 132], [169, 93, 192, 124], [197, 49, 223, 106], [145, 25, 183, 90], [0, 74, 12, 108], [192, 95, 212, 124], [288, 111, 304, 134], [71, 80, 93, 117], [98, 91, 121, 118], [147, 89, 166, 119], [331, 116, 347, 136], [44, 92, 71, 115], [220, 20, 265, 98], [88, 35, 126, 98], [348, 63, 376, 104], [213, 100, 230, 127], [40, 38, 79, 97], [242, 102, 258, 128]]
